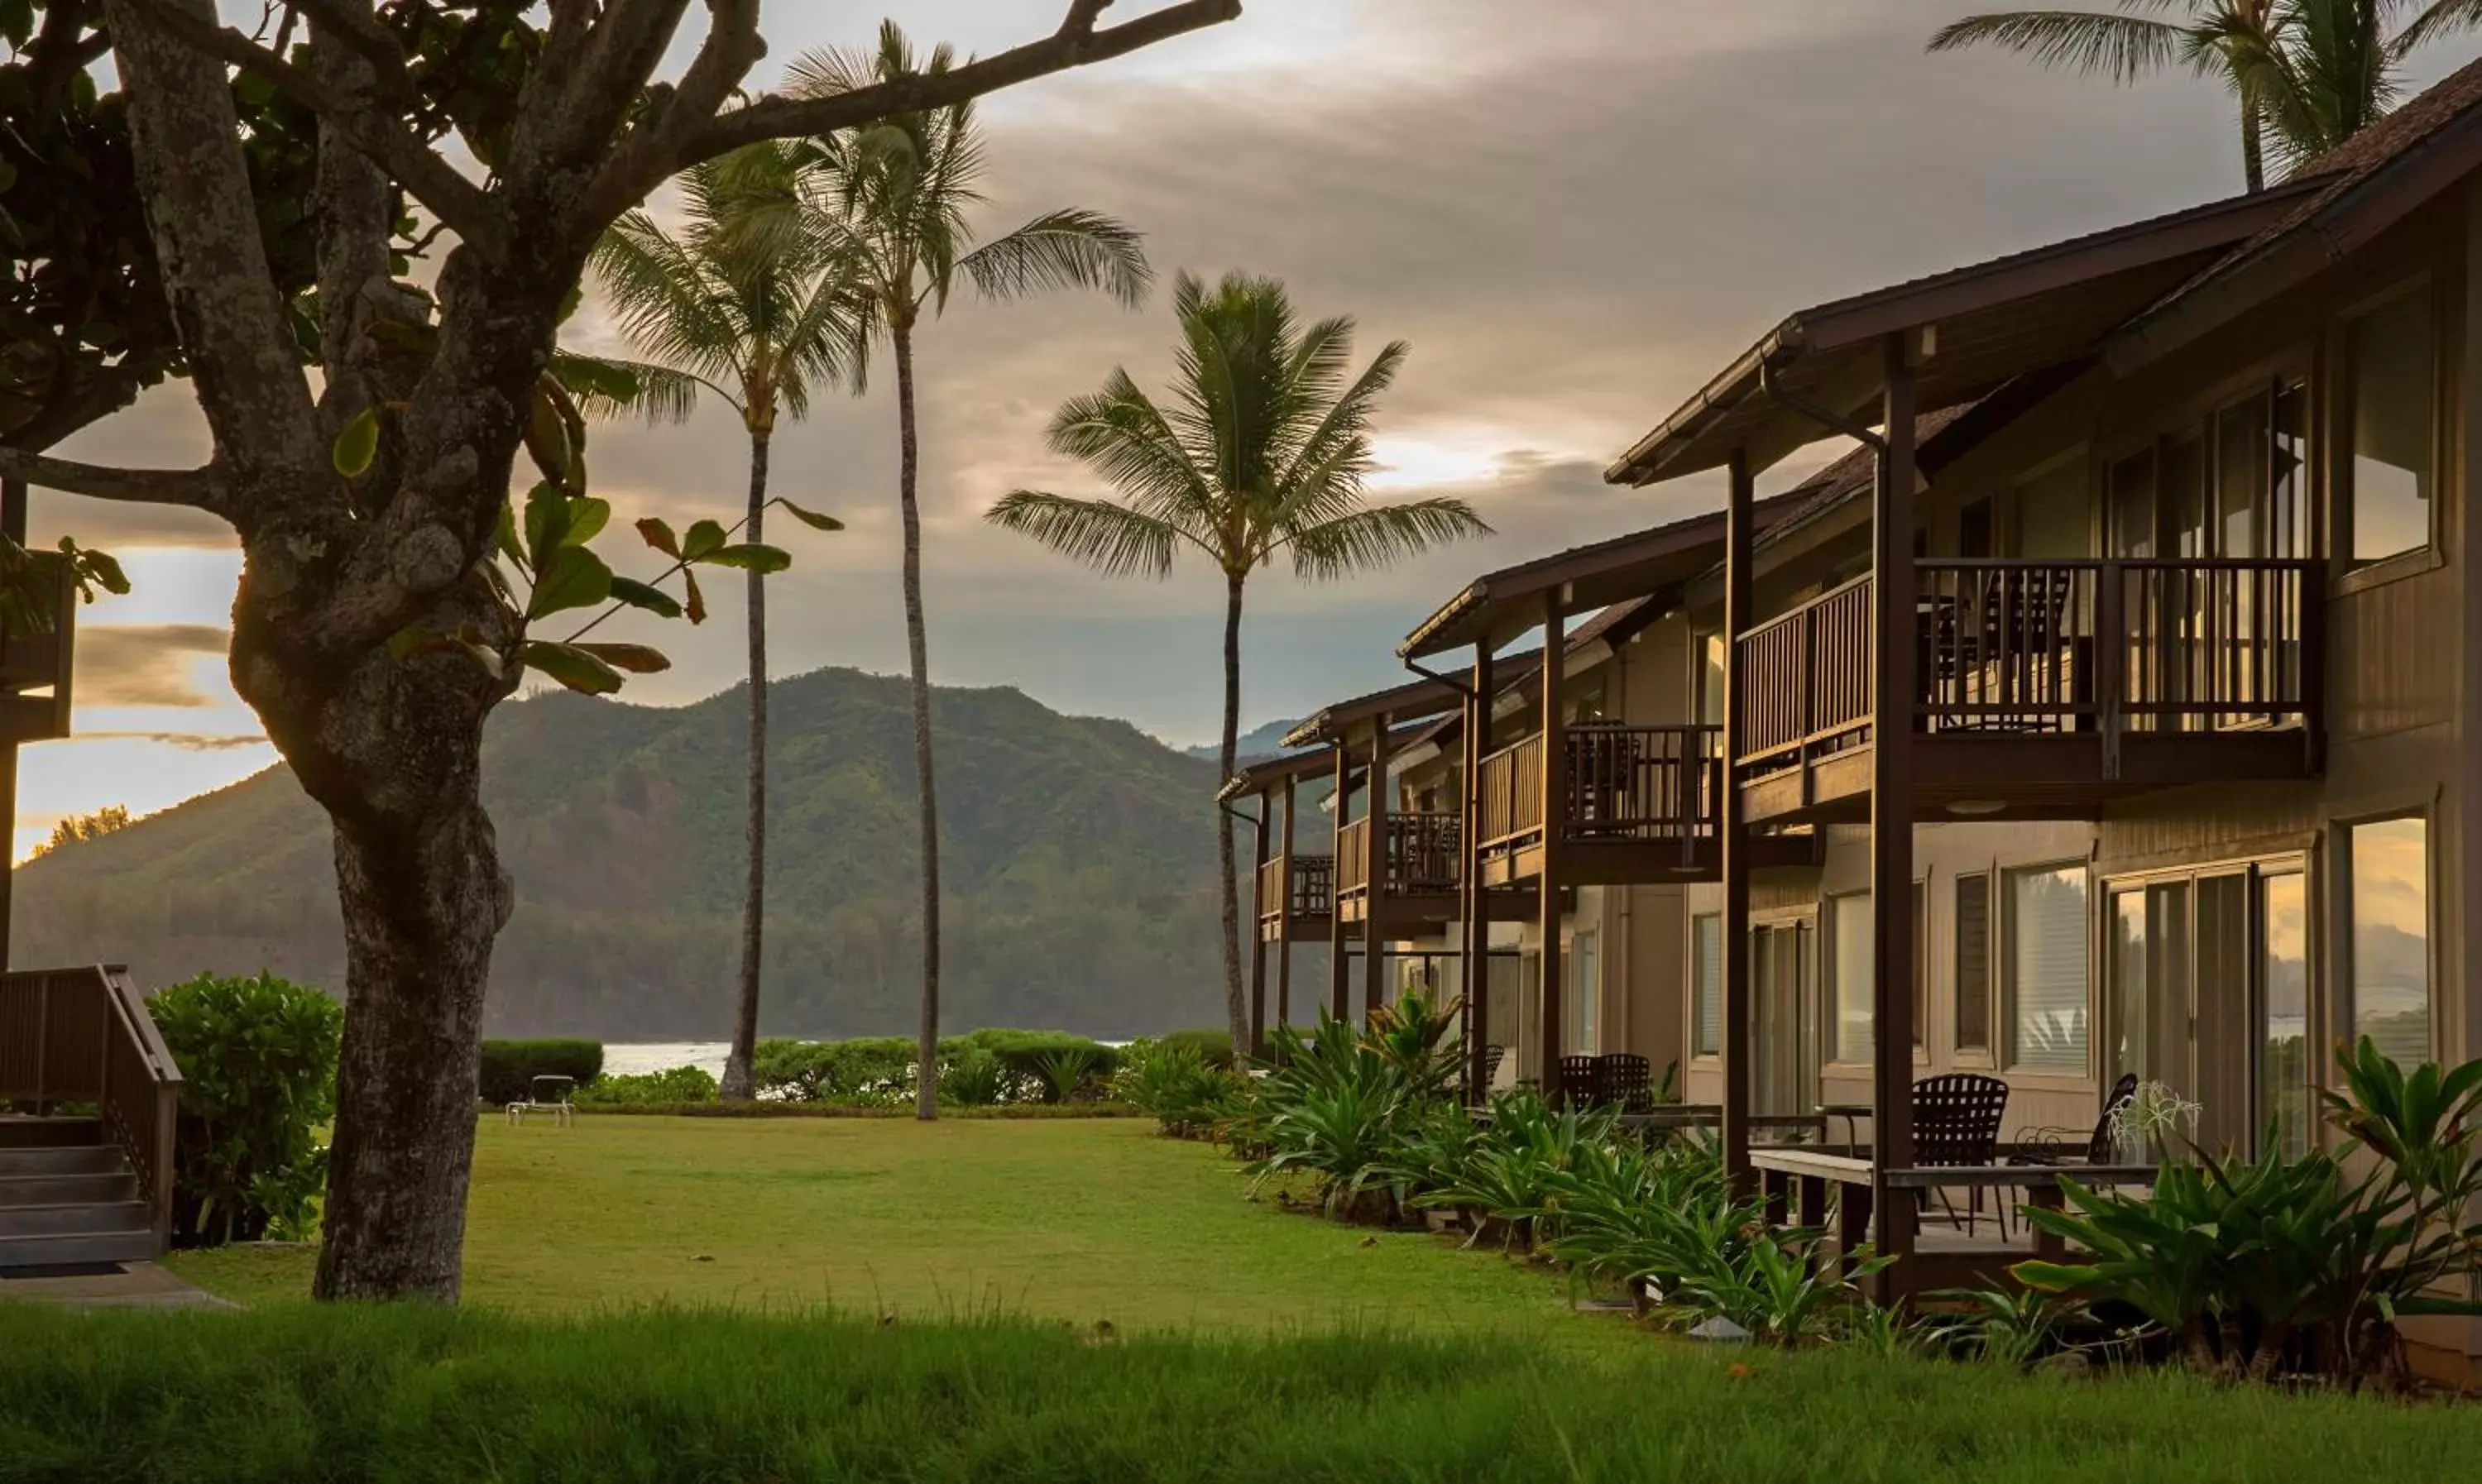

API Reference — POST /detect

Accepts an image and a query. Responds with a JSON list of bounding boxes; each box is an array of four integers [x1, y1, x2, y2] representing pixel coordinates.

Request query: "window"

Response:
[[2011, 455, 2091, 558], [1569, 930, 1600, 1054], [1692, 913, 1722, 1057], [1830, 892, 1873, 1063], [2259, 870, 2311, 1158], [1696, 628, 1725, 727], [1955, 873, 1991, 1051], [1914, 881, 1928, 1051], [2348, 817, 2431, 1067], [2009, 864, 2090, 1071], [2346, 285, 2436, 562], [2107, 450, 2155, 558]]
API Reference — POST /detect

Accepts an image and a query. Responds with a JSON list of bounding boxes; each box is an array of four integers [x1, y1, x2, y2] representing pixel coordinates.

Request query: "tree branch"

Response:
[[122, 0, 507, 258], [654, 0, 1243, 194], [281, 0, 414, 80], [576, 0, 766, 227], [0, 447, 228, 512]]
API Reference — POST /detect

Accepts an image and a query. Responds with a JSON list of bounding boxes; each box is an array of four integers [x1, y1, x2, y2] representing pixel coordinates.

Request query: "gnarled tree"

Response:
[[0, 0, 1240, 1300]]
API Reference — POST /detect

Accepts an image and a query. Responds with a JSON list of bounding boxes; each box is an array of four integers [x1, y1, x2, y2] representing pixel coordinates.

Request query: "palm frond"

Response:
[[554, 353, 716, 425], [960, 209, 1152, 309], [2393, 0, 2482, 56], [1927, 10, 2198, 80], [1044, 371, 1216, 519], [984, 490, 1191, 578], [1282, 498, 1493, 582]]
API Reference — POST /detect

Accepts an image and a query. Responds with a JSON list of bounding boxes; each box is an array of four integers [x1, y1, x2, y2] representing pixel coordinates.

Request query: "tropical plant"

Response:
[[1538, 1134, 1742, 1297], [1031, 1046, 1104, 1104], [1372, 1099, 1485, 1211], [740, 23, 1157, 1121], [1366, 993, 1465, 1103], [1928, 1, 2482, 190], [146, 972, 344, 1247], [1923, 1286, 2094, 1369], [1411, 1087, 1617, 1252], [1115, 1038, 1238, 1137], [937, 1046, 1008, 1107], [1667, 1227, 1894, 1348], [2015, 1041, 2482, 1386], [589, 146, 855, 1102], [986, 270, 1491, 1056]]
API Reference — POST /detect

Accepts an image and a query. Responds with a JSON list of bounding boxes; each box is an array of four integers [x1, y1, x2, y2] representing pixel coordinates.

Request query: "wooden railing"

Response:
[[0, 965, 183, 1250], [1258, 853, 1335, 922], [1478, 726, 1723, 856], [1335, 812, 1461, 900], [1735, 559, 2320, 779]]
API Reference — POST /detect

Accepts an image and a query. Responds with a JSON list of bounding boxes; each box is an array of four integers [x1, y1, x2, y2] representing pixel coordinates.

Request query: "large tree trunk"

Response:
[[895, 324, 942, 1122], [2242, 92, 2267, 194], [1217, 569, 1248, 1052], [721, 429, 773, 1100]]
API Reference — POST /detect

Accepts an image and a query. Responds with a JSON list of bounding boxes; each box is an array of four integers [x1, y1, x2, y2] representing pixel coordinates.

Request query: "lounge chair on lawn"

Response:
[[506, 1075, 576, 1127]]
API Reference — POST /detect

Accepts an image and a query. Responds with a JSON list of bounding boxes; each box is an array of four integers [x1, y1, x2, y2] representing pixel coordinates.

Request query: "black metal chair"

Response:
[[1594, 1053, 1653, 1113], [1480, 1044, 1506, 1089], [1554, 1055, 1599, 1109], [2005, 1072, 2140, 1238], [1913, 1073, 2010, 1236]]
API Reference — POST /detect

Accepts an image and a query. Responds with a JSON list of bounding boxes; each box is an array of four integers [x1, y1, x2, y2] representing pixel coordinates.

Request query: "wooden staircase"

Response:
[[0, 1116, 156, 1268], [1, 967, 182, 1271]]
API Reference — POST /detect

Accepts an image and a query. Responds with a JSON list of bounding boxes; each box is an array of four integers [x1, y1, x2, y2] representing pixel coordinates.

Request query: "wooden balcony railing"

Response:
[[1478, 725, 1723, 856], [1735, 558, 2321, 780], [1336, 813, 1462, 901], [1258, 853, 1334, 922], [0, 965, 183, 1251]]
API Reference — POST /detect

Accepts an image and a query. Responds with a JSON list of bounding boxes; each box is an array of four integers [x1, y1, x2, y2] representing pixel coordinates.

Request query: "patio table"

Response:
[[1747, 1147, 2157, 1261]]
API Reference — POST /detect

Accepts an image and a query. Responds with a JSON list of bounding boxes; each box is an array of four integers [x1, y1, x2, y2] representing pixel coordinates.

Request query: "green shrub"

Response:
[[478, 1039, 603, 1105], [574, 1065, 718, 1107], [751, 1037, 915, 1103], [1157, 1028, 1234, 1070], [146, 971, 343, 1247], [954, 1028, 1122, 1088], [938, 1046, 1008, 1107], [1114, 1038, 1239, 1137]]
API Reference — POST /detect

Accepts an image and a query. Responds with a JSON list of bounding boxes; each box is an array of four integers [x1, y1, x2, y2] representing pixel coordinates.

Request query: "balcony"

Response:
[[1335, 811, 1461, 925], [1735, 558, 2322, 823], [1256, 853, 1334, 938], [1473, 725, 1769, 886]]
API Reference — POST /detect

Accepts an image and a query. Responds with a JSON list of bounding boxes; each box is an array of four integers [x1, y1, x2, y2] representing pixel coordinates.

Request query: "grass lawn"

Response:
[[169, 1116, 1597, 1336]]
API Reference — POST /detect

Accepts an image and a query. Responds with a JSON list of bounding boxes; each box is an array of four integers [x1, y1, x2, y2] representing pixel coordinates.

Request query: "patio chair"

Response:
[[506, 1074, 577, 1127], [1594, 1053, 1654, 1114], [1554, 1055, 1600, 1109], [2004, 1073, 2140, 1238], [1481, 1044, 1506, 1089], [1912, 1073, 2010, 1236]]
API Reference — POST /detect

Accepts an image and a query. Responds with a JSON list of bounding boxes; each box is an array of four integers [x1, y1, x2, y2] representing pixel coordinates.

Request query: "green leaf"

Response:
[[697, 543, 791, 574], [494, 501, 526, 571], [526, 546, 614, 621], [524, 387, 572, 482], [563, 496, 611, 548], [682, 519, 727, 561], [518, 640, 623, 696], [635, 517, 681, 559], [332, 407, 380, 478], [774, 499, 846, 532], [607, 577, 683, 620], [59, 539, 129, 596], [523, 482, 569, 567], [573, 642, 671, 674]]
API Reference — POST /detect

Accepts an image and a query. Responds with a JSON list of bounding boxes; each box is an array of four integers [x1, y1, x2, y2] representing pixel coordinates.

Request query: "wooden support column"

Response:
[[1537, 591, 1567, 1088], [1722, 449, 1756, 1188], [1329, 742, 1352, 1023], [0, 474, 22, 970], [1870, 336, 1920, 1295], [1462, 644, 1496, 1102], [1248, 793, 1272, 1059], [1277, 777, 1297, 1036], [1363, 716, 1392, 1027]]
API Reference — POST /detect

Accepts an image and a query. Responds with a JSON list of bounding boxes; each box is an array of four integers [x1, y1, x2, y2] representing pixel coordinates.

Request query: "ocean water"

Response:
[[603, 1042, 731, 1080]]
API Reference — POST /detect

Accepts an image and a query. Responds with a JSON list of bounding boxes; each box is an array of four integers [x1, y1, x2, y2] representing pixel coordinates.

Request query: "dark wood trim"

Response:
[[1363, 712, 1392, 1026], [1248, 796, 1270, 1058], [1463, 644, 1496, 1101], [1538, 591, 1566, 1079], [1329, 743, 1350, 1022], [1722, 447, 1755, 1187], [1277, 778, 1296, 1033], [1871, 334, 1920, 1298]]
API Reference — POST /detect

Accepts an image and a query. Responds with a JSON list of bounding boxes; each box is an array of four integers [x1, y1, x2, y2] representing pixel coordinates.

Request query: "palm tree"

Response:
[[590, 144, 863, 1102], [775, 24, 1154, 1120], [987, 271, 1493, 1058], [1929, 2, 2482, 191]]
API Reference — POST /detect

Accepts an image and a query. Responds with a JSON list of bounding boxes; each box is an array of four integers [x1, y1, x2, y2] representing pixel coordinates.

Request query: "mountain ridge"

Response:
[[14, 668, 1227, 1039]]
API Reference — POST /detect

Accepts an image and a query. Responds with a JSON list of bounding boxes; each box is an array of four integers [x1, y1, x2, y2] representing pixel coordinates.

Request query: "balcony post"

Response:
[[1870, 334, 1919, 1298], [1463, 642, 1496, 1102], [1364, 714, 1392, 1027], [1330, 741, 1352, 1023], [0, 473, 21, 972], [1248, 791, 1271, 1060], [1538, 591, 1567, 1085], [1278, 777, 1298, 1037], [1723, 448, 1755, 1188]]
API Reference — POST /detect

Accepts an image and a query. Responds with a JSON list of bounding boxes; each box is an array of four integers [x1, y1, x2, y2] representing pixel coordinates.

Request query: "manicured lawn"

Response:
[[170, 1117, 1595, 1336], [4, 1302, 2480, 1483]]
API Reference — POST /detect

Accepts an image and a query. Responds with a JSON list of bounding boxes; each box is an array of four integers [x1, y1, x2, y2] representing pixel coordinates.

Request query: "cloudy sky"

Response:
[[22, 1, 2482, 857]]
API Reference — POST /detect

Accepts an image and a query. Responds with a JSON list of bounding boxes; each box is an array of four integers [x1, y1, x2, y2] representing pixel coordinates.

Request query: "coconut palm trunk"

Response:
[[1218, 569, 1248, 1053], [721, 427, 773, 1101], [895, 322, 943, 1122]]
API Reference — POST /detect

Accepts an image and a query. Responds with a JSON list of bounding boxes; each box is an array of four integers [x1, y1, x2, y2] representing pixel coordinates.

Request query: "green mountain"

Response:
[[12, 668, 1227, 1039]]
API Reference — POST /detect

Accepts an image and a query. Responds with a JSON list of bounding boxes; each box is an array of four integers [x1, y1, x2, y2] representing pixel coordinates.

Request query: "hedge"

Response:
[[576, 1101, 1141, 1119], [1157, 1029, 1236, 1070], [750, 1031, 1123, 1105], [478, 1039, 604, 1105]]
